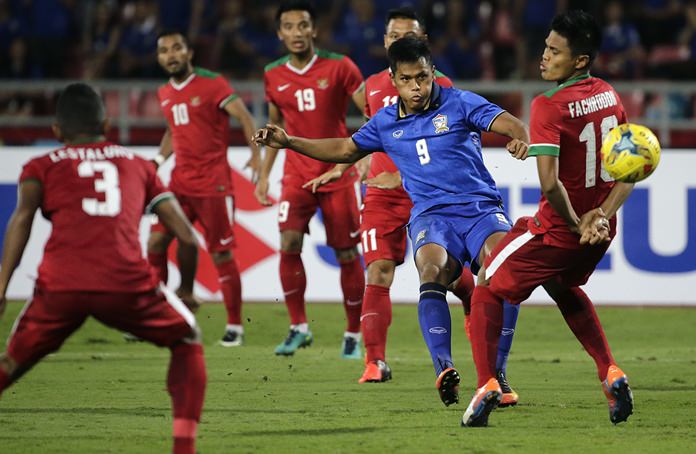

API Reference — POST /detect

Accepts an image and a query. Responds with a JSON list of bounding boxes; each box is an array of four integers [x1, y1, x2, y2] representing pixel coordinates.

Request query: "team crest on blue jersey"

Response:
[[317, 78, 329, 89], [432, 114, 449, 133]]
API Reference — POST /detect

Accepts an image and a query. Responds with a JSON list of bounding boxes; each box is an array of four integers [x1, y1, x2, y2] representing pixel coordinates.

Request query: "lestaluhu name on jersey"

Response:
[[49, 145, 134, 163], [567, 90, 618, 119]]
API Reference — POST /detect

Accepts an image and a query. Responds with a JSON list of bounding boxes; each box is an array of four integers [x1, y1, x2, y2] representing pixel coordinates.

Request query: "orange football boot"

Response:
[[358, 360, 392, 383], [496, 370, 519, 408], [603, 365, 634, 424], [461, 377, 502, 427], [436, 367, 461, 406]]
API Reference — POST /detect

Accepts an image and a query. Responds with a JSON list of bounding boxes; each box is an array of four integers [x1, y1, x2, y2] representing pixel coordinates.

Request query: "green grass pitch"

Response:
[[0, 300, 695, 453]]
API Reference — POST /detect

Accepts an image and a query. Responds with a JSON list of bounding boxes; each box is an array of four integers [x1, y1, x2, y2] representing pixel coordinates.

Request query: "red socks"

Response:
[[148, 252, 169, 285], [555, 286, 615, 380], [279, 252, 307, 325], [339, 257, 364, 333], [451, 268, 475, 315], [470, 285, 504, 387], [168, 343, 206, 454], [361, 284, 391, 362], [215, 258, 243, 325]]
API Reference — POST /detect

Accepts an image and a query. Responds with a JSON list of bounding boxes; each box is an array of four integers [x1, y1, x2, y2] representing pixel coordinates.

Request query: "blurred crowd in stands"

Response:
[[2, 0, 696, 81], [1, 0, 696, 136]]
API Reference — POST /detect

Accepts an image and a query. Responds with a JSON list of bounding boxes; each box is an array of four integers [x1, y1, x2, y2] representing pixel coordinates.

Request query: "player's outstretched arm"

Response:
[[224, 98, 261, 183], [0, 180, 41, 317], [254, 124, 369, 164], [489, 112, 530, 160], [152, 197, 200, 310], [302, 163, 352, 193]]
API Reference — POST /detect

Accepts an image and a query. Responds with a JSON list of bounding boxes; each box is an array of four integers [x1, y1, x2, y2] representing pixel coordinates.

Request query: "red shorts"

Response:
[[278, 182, 360, 250], [485, 217, 610, 304], [152, 193, 235, 253], [361, 195, 412, 266], [6, 286, 196, 368]]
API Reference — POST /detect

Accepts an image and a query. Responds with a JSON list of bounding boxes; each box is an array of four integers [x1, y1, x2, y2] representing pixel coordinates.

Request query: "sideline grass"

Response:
[[0, 301, 694, 453]]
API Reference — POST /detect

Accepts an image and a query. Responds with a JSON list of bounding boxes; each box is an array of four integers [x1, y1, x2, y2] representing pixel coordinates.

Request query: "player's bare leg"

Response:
[[275, 230, 312, 355], [543, 278, 633, 424], [335, 246, 364, 359], [415, 243, 461, 405], [212, 250, 244, 347], [359, 259, 395, 382], [147, 231, 174, 284]]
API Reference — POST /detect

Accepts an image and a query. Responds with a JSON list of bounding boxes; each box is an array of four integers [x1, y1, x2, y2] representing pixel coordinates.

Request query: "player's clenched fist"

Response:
[[506, 139, 529, 160], [253, 124, 291, 149]]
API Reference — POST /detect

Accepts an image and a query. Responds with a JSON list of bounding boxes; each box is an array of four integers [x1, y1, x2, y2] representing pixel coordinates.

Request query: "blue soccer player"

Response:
[[254, 36, 529, 406]]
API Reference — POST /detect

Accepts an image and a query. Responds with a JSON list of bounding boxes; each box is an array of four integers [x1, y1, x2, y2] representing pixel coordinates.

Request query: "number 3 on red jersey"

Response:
[[78, 161, 121, 216]]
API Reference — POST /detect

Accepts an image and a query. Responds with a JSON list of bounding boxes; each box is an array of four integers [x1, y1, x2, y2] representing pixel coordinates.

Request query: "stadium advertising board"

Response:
[[1, 147, 694, 305]]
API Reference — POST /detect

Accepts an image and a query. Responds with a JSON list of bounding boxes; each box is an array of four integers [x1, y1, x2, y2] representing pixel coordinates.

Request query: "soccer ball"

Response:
[[601, 123, 661, 183]]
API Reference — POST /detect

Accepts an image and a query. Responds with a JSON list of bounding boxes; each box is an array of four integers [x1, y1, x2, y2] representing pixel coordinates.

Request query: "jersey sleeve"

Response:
[[528, 96, 561, 157], [351, 115, 383, 152], [341, 56, 364, 96], [458, 90, 505, 132], [19, 157, 46, 184], [143, 160, 174, 213], [215, 76, 239, 109]]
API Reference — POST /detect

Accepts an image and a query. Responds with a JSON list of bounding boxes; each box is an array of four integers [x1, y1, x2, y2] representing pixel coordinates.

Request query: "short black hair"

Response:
[[387, 36, 432, 75], [156, 29, 190, 48], [276, 0, 316, 27], [55, 83, 106, 140], [550, 10, 602, 67], [385, 7, 423, 30]]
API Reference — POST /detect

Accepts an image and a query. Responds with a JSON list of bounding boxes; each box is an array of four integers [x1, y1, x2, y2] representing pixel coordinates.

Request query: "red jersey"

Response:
[[527, 75, 628, 249], [264, 50, 363, 192], [19, 142, 170, 292], [158, 67, 238, 196], [363, 69, 453, 204]]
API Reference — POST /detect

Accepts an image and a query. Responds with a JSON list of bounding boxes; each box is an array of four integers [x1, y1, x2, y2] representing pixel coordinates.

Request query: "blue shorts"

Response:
[[408, 201, 512, 276]]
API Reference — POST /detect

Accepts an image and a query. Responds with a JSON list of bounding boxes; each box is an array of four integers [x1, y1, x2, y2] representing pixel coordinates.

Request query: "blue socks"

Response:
[[418, 283, 453, 376], [496, 300, 520, 373]]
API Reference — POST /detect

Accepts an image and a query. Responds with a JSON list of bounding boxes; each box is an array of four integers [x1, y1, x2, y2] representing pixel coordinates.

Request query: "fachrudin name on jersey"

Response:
[[567, 90, 618, 119], [49, 145, 134, 163]]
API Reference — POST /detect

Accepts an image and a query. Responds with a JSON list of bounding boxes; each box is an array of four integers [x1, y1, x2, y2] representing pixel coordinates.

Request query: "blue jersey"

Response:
[[352, 84, 506, 221]]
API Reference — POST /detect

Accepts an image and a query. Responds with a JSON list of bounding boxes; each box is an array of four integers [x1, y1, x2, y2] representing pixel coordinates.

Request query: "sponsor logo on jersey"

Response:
[[277, 83, 291, 92], [317, 78, 329, 89], [161, 99, 171, 107], [501, 328, 515, 336], [220, 235, 234, 245], [349, 230, 360, 238], [392, 129, 404, 138], [369, 89, 381, 96], [190, 96, 201, 106], [428, 326, 448, 334], [432, 114, 449, 133], [416, 229, 427, 243]]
